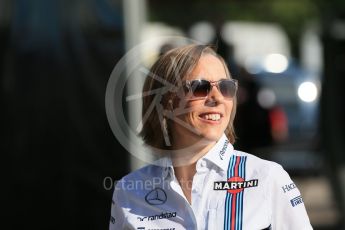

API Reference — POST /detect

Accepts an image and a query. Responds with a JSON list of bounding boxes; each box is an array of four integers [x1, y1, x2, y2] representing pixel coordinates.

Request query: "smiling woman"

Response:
[[109, 44, 313, 230], [171, 54, 235, 151], [140, 45, 237, 151]]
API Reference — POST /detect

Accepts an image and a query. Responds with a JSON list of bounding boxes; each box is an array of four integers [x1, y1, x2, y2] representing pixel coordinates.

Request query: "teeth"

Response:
[[202, 114, 220, 121]]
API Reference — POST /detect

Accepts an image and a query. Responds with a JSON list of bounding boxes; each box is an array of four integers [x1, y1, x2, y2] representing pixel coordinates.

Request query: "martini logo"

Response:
[[214, 177, 258, 194]]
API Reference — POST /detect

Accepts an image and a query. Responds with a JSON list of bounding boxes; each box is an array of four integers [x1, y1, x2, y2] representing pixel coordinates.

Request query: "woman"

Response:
[[110, 44, 313, 229]]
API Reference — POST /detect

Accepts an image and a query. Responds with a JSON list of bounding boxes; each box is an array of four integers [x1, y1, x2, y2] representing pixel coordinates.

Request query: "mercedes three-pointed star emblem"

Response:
[[145, 188, 167, 205]]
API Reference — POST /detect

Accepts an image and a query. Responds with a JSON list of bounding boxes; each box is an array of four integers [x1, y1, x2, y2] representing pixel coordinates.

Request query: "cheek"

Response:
[[225, 101, 234, 121], [175, 100, 198, 121], [185, 101, 203, 120]]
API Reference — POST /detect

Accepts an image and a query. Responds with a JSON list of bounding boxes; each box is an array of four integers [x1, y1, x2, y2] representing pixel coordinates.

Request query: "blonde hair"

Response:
[[140, 44, 237, 150]]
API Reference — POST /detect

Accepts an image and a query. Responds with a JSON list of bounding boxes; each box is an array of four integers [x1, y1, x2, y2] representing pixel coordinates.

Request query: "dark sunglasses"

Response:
[[183, 79, 238, 100]]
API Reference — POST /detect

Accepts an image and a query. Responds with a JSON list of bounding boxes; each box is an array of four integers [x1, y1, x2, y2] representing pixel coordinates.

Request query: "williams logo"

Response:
[[214, 177, 258, 194], [145, 188, 167, 205], [219, 140, 229, 160]]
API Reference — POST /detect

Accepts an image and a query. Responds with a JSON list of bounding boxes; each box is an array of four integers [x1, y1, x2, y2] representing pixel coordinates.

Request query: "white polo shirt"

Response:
[[110, 134, 313, 230]]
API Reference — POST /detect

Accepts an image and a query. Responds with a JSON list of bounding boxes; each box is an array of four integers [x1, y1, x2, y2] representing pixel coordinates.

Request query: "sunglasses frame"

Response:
[[183, 78, 238, 100]]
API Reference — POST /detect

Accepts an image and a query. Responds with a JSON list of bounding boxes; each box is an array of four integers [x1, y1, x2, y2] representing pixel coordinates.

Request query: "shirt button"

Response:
[[201, 160, 207, 167]]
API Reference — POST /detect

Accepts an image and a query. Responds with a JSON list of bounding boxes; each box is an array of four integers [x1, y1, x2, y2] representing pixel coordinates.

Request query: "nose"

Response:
[[206, 83, 224, 103]]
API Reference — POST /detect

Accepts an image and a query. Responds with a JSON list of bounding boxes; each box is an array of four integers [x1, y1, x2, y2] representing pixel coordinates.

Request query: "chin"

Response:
[[198, 129, 224, 143]]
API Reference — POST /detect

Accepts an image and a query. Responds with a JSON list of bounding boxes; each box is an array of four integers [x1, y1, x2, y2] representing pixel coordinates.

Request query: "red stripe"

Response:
[[231, 157, 241, 230], [231, 194, 237, 230], [234, 156, 240, 177]]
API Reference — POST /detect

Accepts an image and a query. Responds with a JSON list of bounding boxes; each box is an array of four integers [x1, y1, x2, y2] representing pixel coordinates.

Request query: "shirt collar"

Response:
[[202, 133, 234, 172], [157, 133, 234, 178], [156, 155, 174, 179]]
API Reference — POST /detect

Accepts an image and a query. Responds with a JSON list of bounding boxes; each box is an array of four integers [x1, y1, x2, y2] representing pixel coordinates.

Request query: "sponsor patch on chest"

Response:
[[214, 176, 258, 194]]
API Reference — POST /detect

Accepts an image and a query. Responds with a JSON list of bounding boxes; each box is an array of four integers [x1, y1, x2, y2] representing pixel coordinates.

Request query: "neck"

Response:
[[171, 137, 216, 204], [170, 136, 216, 167]]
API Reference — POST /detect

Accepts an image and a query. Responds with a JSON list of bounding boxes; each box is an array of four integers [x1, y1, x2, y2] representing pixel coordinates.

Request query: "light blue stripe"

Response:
[[230, 155, 236, 177]]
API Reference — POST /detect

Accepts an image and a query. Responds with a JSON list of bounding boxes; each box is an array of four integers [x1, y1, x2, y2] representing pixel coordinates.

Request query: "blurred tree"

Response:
[[149, 0, 319, 58]]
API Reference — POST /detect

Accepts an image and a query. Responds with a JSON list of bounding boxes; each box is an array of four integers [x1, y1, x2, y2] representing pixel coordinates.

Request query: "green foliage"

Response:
[[148, 0, 323, 56]]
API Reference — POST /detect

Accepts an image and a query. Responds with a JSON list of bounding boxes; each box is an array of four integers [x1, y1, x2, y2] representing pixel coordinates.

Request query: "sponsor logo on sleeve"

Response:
[[214, 177, 258, 194], [282, 182, 296, 193], [145, 188, 167, 205], [290, 195, 303, 207]]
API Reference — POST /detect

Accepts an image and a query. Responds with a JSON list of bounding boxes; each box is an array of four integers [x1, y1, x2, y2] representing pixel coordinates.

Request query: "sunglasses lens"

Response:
[[184, 79, 237, 99], [219, 80, 237, 98], [190, 80, 210, 98]]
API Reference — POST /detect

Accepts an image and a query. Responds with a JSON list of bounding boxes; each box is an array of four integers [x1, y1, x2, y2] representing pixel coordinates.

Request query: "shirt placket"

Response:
[[167, 167, 198, 230], [191, 159, 208, 230]]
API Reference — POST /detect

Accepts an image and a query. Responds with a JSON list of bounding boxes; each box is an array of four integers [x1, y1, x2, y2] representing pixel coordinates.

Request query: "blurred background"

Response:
[[2, 0, 345, 229]]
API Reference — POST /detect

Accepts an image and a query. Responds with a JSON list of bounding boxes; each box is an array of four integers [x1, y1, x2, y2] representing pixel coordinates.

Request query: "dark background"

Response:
[[2, 1, 128, 229], [2, 0, 345, 229]]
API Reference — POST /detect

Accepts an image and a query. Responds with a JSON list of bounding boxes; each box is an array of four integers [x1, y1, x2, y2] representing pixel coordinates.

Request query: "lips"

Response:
[[199, 112, 223, 121]]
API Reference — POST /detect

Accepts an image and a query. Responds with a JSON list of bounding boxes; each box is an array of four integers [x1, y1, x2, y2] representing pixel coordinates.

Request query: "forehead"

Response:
[[186, 54, 228, 81]]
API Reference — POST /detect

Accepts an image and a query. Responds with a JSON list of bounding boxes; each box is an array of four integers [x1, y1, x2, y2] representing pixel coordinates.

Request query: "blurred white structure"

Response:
[[124, 0, 189, 170], [139, 23, 186, 66], [221, 21, 291, 68], [123, 0, 148, 170], [189, 21, 216, 44], [300, 22, 323, 76]]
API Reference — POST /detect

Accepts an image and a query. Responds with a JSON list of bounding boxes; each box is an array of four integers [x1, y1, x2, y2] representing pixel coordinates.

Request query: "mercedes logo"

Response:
[[145, 188, 167, 205]]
